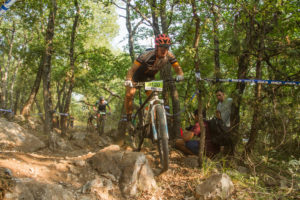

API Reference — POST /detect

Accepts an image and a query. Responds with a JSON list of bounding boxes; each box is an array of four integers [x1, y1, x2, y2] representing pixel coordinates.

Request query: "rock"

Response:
[[195, 173, 234, 200], [0, 118, 45, 152], [49, 131, 73, 151], [183, 156, 199, 168], [13, 115, 26, 123], [81, 176, 115, 200], [4, 179, 75, 200], [87, 145, 157, 197], [73, 160, 86, 167], [237, 166, 248, 174], [119, 152, 157, 197], [98, 136, 112, 147], [71, 131, 87, 141], [100, 145, 120, 152]]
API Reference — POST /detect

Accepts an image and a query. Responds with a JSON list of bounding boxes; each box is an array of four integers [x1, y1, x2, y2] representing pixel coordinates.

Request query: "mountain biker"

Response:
[[93, 96, 111, 135], [94, 96, 111, 114], [124, 34, 184, 123]]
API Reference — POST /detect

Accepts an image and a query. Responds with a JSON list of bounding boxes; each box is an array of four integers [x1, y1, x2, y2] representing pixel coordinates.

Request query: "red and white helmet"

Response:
[[155, 34, 171, 48]]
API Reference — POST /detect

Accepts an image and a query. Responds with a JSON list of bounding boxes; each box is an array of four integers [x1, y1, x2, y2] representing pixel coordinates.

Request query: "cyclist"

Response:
[[124, 34, 184, 124], [94, 96, 110, 113], [94, 96, 111, 135]]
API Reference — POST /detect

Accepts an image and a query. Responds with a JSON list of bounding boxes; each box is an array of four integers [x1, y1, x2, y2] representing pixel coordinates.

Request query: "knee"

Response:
[[175, 139, 184, 148], [125, 91, 134, 101]]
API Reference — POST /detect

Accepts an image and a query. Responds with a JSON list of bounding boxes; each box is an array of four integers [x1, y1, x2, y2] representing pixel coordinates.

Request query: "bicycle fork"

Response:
[[150, 104, 169, 141]]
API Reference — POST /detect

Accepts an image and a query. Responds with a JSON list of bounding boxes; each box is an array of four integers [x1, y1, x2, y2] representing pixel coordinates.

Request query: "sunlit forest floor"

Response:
[[0, 119, 299, 199]]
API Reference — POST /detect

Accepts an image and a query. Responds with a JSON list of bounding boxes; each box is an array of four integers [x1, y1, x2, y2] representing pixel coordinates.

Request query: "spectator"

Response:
[[209, 89, 234, 155], [215, 89, 232, 127], [175, 110, 220, 157]]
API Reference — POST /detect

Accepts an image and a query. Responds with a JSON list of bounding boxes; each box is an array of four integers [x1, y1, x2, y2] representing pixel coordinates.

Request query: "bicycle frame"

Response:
[[133, 89, 169, 141]]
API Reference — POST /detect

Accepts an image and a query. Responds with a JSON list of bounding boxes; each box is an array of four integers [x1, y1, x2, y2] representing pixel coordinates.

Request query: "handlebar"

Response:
[[132, 79, 181, 87]]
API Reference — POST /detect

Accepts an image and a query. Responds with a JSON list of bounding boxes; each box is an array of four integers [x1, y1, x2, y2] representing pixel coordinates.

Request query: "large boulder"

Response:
[[4, 178, 75, 200], [88, 145, 157, 197], [81, 176, 119, 200], [0, 118, 45, 152], [195, 173, 234, 200]]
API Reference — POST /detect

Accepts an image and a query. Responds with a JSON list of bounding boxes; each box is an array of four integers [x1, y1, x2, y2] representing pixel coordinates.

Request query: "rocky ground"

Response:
[[0, 116, 297, 200]]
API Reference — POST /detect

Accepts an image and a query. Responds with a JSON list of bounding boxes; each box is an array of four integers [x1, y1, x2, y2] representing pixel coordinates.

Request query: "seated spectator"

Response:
[[175, 110, 220, 158]]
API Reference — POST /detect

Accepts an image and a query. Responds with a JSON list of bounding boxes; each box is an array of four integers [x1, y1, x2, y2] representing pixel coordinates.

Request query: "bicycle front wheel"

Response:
[[155, 105, 169, 171]]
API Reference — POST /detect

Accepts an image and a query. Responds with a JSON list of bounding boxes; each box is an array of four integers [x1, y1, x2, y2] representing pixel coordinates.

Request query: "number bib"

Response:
[[145, 81, 163, 91]]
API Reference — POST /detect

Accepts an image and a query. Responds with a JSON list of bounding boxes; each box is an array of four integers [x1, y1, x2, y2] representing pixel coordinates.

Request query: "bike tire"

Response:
[[155, 105, 169, 171], [132, 110, 144, 151]]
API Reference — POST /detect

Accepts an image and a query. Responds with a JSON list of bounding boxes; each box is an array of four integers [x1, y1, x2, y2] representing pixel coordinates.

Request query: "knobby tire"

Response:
[[155, 105, 169, 171]]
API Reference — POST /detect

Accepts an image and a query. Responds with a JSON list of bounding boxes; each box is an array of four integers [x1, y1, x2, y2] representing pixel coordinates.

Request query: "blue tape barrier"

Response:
[[58, 113, 69, 116], [212, 78, 299, 86], [195, 72, 299, 86], [0, 108, 14, 114], [0, 0, 17, 16], [32, 112, 69, 116], [195, 74, 299, 86]]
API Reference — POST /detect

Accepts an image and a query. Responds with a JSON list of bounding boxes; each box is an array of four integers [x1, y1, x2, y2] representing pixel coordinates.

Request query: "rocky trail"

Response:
[[0, 116, 272, 200]]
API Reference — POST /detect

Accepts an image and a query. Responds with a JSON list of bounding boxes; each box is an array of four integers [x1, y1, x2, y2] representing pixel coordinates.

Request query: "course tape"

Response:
[[0, 108, 14, 113], [32, 112, 69, 116], [200, 77, 299, 86], [0, 0, 17, 16]]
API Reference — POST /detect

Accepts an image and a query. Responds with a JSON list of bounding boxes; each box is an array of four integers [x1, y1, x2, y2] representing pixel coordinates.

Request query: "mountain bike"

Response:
[[87, 112, 97, 132], [96, 111, 106, 136], [130, 80, 169, 172]]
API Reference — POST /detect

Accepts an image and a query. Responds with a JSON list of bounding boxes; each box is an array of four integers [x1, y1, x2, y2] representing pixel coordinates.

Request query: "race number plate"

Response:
[[145, 81, 163, 91]]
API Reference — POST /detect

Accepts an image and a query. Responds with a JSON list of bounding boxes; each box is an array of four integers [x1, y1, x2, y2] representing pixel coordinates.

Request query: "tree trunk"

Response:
[[159, 0, 181, 139], [126, 0, 135, 62], [0, 22, 15, 109], [20, 56, 44, 116], [61, 0, 80, 136], [148, 0, 160, 36], [211, 1, 221, 79], [35, 99, 44, 122], [13, 88, 20, 115], [42, 0, 57, 135], [9, 59, 20, 110], [230, 11, 256, 154], [245, 22, 265, 154], [191, 0, 206, 167]]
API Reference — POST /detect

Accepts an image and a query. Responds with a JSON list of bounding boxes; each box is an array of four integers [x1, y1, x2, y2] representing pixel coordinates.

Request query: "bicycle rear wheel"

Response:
[[155, 105, 169, 171]]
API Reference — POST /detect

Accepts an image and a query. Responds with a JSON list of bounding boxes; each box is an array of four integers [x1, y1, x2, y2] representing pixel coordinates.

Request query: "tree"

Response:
[[42, 0, 57, 135]]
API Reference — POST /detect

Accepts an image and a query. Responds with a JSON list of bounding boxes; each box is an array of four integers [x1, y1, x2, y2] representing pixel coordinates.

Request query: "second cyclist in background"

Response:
[[94, 96, 111, 135]]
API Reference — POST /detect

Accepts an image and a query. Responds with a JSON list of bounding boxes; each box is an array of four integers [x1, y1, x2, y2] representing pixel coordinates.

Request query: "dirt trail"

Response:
[[0, 124, 212, 199]]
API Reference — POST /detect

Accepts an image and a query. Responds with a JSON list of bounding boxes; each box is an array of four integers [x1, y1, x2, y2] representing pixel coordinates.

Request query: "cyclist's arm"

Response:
[[168, 51, 183, 76], [171, 62, 183, 76], [126, 61, 141, 81], [107, 103, 111, 111]]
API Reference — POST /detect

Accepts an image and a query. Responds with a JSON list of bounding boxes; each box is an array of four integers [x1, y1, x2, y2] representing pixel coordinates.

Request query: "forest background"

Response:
[[0, 0, 299, 197]]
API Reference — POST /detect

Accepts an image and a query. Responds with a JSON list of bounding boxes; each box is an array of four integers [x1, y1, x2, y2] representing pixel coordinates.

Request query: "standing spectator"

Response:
[[209, 89, 234, 155], [215, 89, 232, 127]]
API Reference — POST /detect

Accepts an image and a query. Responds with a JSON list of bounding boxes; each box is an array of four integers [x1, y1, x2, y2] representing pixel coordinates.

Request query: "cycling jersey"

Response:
[[95, 100, 109, 113], [130, 49, 183, 82]]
